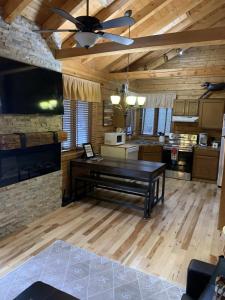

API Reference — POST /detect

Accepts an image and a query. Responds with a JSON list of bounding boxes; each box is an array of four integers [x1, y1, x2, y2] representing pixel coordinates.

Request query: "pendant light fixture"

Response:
[[110, 24, 146, 109]]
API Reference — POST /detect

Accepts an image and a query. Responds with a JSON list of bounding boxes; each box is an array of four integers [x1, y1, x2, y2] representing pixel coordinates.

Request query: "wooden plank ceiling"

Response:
[[1, 0, 225, 76]]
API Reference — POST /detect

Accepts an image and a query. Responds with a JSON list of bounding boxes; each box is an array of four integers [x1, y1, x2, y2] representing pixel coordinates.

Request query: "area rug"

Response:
[[0, 240, 184, 300]]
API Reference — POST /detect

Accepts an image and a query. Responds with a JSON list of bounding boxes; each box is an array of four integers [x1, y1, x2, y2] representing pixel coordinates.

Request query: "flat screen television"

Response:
[[0, 57, 63, 115]]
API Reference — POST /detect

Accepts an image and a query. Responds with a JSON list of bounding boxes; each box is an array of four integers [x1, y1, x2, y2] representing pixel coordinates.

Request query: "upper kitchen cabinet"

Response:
[[173, 100, 198, 116], [199, 99, 225, 129]]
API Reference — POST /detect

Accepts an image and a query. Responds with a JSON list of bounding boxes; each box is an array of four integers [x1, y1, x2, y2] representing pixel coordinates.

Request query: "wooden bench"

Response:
[[73, 174, 161, 218]]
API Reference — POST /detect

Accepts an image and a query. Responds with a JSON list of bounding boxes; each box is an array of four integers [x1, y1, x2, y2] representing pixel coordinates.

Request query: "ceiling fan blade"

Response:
[[51, 7, 83, 26], [99, 32, 134, 45], [33, 29, 78, 33], [95, 16, 134, 30]]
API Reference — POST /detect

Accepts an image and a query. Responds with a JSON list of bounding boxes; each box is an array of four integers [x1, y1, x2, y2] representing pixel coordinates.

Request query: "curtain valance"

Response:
[[63, 74, 101, 103], [144, 93, 176, 108]]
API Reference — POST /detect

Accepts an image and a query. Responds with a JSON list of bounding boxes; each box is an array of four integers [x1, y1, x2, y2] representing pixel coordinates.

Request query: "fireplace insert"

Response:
[[0, 143, 61, 188]]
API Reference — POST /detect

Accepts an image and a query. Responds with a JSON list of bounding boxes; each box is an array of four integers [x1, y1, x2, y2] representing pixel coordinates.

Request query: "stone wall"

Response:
[[0, 16, 62, 238], [0, 171, 62, 238]]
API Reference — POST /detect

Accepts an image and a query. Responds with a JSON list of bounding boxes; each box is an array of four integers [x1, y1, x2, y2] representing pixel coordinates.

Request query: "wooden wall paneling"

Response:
[[108, 66, 225, 80]]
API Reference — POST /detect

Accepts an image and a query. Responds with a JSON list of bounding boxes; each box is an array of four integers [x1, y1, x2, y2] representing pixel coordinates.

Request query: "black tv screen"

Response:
[[0, 57, 63, 115]]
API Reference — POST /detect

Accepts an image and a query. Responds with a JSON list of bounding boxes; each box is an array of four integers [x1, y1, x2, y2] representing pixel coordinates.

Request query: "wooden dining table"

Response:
[[70, 157, 166, 218]]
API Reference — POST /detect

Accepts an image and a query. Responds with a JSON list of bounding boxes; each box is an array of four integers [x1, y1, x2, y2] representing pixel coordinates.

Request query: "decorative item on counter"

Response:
[[199, 133, 208, 146], [158, 132, 165, 143], [212, 142, 219, 149]]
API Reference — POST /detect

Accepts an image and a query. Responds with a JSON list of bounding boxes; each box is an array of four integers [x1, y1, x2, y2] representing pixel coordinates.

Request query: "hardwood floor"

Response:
[[0, 178, 223, 286]]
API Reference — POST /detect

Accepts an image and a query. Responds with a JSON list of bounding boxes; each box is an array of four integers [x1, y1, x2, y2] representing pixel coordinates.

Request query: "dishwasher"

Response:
[[101, 144, 139, 160]]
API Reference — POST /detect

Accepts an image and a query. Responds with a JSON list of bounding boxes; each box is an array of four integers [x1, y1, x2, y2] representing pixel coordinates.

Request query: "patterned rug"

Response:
[[0, 240, 184, 300]]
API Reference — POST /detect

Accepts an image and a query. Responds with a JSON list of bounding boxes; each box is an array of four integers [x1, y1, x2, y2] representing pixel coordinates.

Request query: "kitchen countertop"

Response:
[[194, 145, 220, 151]]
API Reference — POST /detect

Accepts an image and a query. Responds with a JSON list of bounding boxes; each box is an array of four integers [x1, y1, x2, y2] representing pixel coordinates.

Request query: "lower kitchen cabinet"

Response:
[[138, 145, 162, 162], [192, 147, 219, 181]]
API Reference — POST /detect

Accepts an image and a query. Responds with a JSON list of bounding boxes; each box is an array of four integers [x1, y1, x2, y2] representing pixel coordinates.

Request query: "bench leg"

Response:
[[144, 194, 150, 219]]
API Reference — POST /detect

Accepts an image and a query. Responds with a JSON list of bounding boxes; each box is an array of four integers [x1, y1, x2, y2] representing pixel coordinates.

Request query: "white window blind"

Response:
[[62, 100, 90, 150], [76, 101, 90, 147], [142, 108, 155, 135], [142, 108, 172, 135], [157, 108, 172, 135]]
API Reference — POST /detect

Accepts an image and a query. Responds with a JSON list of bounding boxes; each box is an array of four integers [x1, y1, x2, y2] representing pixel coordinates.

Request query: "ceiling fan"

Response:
[[34, 0, 135, 48]]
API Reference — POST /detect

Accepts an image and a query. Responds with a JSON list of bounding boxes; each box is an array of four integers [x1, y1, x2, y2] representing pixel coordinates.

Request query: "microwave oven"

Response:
[[104, 132, 126, 145]]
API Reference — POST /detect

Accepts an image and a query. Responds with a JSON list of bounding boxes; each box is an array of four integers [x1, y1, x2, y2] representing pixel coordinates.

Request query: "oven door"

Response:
[[162, 149, 193, 180]]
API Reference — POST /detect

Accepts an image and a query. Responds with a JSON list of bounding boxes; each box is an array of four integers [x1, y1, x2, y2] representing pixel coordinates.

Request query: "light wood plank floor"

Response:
[[0, 178, 224, 286]]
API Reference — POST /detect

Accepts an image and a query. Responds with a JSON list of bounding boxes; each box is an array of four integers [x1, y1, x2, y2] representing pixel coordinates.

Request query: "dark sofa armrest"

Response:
[[186, 259, 216, 299]]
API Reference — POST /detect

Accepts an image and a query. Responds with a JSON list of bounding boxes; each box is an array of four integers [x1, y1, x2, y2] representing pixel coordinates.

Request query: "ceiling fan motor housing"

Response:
[[75, 16, 101, 32]]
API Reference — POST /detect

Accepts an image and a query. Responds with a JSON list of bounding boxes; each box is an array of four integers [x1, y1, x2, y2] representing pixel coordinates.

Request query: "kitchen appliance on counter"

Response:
[[218, 115, 225, 187], [104, 132, 125, 146], [101, 144, 139, 160], [163, 134, 198, 180], [199, 133, 208, 146]]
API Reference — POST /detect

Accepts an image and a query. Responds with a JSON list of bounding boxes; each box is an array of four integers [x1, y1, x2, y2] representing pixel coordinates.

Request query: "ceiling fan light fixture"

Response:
[[75, 32, 99, 48]]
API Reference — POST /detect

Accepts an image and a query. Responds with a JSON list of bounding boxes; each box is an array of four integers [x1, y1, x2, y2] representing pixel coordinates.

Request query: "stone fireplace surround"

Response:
[[0, 15, 63, 238]]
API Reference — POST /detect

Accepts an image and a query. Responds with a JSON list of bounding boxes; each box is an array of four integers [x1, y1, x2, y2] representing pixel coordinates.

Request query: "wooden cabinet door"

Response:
[[192, 155, 219, 181], [173, 100, 186, 116], [138, 145, 162, 162], [186, 100, 199, 116], [199, 99, 225, 129]]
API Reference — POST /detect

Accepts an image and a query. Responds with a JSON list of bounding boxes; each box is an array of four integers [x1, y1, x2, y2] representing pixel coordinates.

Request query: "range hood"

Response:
[[172, 116, 199, 123]]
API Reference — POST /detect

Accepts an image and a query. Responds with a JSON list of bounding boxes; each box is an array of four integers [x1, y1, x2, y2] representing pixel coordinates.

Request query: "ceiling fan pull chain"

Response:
[[87, 0, 89, 16]]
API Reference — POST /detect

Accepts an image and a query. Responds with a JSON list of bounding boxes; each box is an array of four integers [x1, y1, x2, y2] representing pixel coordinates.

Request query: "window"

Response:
[[62, 100, 90, 150], [142, 107, 172, 135]]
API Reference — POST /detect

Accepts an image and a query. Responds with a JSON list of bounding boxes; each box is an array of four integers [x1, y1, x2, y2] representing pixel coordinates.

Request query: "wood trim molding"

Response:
[[55, 26, 225, 60]]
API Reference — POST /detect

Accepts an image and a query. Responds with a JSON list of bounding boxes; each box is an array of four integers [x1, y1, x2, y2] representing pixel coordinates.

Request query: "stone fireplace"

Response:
[[0, 16, 63, 238]]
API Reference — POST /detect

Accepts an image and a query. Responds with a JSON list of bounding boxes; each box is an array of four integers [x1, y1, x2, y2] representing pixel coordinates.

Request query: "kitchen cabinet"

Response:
[[199, 99, 224, 129], [173, 100, 186, 116], [173, 99, 198, 116], [138, 145, 162, 162], [192, 147, 219, 181]]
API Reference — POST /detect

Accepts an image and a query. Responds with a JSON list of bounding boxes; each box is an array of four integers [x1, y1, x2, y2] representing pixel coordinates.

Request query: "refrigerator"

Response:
[[217, 114, 225, 187]]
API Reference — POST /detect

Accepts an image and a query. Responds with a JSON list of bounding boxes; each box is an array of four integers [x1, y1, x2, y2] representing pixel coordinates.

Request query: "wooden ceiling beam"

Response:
[[62, 0, 131, 49], [55, 26, 225, 60], [108, 66, 225, 80], [81, 0, 174, 64], [131, 4, 225, 71], [3, 0, 33, 23], [90, 0, 205, 71], [111, 0, 225, 72], [41, 0, 84, 39]]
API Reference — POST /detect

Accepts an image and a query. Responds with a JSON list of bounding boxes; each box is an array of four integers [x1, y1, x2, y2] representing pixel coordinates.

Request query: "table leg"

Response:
[[161, 170, 166, 204], [146, 180, 154, 218], [69, 162, 73, 200]]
